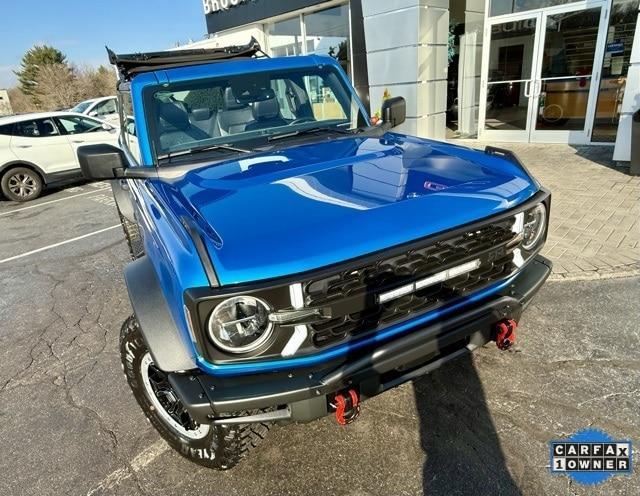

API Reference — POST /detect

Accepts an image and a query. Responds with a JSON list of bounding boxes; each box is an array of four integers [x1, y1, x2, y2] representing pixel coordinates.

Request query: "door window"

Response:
[[14, 118, 60, 137], [119, 91, 141, 163], [485, 19, 538, 131], [535, 7, 601, 131], [14, 120, 41, 137], [93, 98, 118, 117], [56, 116, 103, 134], [0, 124, 14, 135]]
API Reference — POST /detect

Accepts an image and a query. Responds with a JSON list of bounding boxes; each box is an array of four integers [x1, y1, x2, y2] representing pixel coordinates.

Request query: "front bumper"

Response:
[[170, 255, 552, 424]]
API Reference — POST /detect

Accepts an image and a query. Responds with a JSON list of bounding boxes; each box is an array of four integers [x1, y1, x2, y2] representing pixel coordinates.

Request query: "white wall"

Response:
[[457, 0, 486, 137], [172, 24, 266, 51], [363, 0, 450, 138], [0, 89, 12, 117], [613, 7, 640, 161]]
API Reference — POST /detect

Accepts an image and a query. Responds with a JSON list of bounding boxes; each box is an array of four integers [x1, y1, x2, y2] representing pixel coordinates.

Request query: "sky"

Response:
[[0, 0, 207, 89]]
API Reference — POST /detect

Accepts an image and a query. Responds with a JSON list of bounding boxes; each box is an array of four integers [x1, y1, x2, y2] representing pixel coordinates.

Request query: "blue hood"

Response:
[[154, 133, 538, 285]]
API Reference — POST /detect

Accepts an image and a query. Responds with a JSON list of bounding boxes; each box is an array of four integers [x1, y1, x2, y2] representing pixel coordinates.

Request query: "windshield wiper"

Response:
[[159, 143, 249, 163], [267, 126, 358, 142]]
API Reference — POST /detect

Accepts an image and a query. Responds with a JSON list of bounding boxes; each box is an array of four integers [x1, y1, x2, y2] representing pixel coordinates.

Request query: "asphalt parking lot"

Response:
[[0, 182, 638, 496]]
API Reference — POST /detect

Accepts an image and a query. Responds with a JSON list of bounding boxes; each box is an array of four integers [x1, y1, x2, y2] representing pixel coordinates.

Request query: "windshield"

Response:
[[144, 64, 368, 163], [71, 100, 93, 113]]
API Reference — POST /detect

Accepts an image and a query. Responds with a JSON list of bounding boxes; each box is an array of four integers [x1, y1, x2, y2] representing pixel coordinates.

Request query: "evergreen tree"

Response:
[[14, 45, 67, 105]]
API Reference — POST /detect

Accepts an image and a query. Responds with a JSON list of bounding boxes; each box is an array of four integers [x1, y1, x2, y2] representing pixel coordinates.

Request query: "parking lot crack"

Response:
[[58, 366, 119, 456], [576, 389, 640, 408]]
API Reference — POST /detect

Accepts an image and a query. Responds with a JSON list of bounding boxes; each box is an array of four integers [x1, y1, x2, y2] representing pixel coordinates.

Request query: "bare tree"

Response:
[[77, 65, 117, 99], [33, 63, 81, 110], [7, 87, 37, 114]]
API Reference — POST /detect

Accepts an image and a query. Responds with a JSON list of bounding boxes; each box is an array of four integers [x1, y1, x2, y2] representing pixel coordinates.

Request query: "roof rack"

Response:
[[107, 37, 264, 81]]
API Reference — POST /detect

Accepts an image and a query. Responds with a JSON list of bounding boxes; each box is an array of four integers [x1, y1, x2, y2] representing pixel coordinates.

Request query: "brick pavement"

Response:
[[452, 141, 640, 280]]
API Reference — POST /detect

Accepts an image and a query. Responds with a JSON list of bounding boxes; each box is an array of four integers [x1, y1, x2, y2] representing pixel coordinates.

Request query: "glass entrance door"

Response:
[[479, 1, 609, 143], [480, 14, 541, 141], [530, 3, 606, 142]]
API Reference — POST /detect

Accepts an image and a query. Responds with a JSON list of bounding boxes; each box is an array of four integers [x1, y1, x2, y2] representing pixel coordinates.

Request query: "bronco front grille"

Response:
[[304, 217, 520, 348]]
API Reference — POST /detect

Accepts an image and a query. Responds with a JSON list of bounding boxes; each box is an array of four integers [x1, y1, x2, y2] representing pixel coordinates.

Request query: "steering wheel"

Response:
[[289, 117, 316, 125]]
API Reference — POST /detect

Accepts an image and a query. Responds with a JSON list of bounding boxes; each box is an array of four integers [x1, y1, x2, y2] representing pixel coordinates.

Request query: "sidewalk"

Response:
[[454, 141, 640, 280]]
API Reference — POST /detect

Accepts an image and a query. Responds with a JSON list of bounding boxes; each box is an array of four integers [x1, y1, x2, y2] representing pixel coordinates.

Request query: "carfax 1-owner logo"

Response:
[[550, 428, 633, 485]]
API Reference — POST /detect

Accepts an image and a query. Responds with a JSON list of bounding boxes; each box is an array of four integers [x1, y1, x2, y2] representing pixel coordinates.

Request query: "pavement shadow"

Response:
[[413, 354, 522, 496], [569, 144, 629, 173]]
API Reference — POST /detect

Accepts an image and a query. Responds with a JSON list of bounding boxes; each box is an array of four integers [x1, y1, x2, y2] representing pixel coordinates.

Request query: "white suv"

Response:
[[0, 112, 119, 201], [71, 96, 120, 125]]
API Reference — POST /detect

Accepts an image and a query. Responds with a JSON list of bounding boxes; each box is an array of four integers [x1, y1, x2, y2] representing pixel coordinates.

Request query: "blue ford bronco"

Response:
[[78, 39, 551, 469]]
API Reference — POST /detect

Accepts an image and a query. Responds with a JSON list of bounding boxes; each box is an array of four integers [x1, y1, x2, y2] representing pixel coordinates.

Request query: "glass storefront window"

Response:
[[592, 0, 639, 142], [264, 5, 351, 79], [491, 0, 579, 17], [304, 5, 351, 77], [266, 17, 302, 57]]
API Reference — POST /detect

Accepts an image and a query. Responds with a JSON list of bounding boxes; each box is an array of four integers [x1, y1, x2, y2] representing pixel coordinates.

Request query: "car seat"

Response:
[[40, 121, 58, 136], [245, 97, 288, 132], [216, 88, 254, 136], [157, 101, 209, 151]]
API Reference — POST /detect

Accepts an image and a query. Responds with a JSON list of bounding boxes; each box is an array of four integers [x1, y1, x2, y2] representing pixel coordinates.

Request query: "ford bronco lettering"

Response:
[[78, 39, 551, 469]]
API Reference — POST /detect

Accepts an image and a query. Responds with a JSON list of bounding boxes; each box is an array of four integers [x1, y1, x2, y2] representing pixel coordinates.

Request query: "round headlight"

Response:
[[521, 203, 547, 251], [207, 296, 273, 353]]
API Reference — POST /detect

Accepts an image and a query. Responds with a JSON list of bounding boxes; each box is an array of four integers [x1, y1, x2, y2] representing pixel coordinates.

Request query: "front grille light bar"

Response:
[[378, 258, 481, 304]]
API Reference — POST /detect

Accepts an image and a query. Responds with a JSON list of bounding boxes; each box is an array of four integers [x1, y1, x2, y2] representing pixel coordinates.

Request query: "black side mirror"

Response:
[[381, 96, 406, 128], [78, 144, 126, 180]]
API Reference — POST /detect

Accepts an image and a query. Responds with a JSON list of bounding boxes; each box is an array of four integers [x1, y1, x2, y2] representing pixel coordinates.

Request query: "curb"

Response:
[[548, 263, 640, 282]]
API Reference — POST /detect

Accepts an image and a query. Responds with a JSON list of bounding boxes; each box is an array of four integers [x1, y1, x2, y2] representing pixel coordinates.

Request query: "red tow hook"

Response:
[[495, 318, 517, 350], [332, 389, 360, 425]]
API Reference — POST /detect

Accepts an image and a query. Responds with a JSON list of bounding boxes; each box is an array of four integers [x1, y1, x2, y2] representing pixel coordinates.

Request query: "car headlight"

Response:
[[521, 203, 547, 251], [207, 296, 273, 353]]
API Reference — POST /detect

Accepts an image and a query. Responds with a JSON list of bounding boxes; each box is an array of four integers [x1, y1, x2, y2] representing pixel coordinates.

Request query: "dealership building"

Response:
[[190, 0, 639, 161]]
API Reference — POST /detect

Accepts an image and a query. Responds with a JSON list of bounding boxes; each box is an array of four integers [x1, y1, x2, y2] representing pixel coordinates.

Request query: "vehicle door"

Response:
[[9, 117, 77, 174], [0, 123, 18, 166], [55, 115, 119, 165]]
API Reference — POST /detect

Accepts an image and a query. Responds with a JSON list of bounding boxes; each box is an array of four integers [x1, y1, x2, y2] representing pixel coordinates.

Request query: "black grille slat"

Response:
[[306, 218, 519, 348]]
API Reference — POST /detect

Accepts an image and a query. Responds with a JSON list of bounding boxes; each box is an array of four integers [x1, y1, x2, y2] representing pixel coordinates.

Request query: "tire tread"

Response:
[[119, 315, 271, 470]]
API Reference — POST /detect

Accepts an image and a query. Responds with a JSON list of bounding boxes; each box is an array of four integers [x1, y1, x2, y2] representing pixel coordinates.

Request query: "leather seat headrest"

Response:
[[191, 107, 212, 121], [252, 97, 280, 121], [223, 87, 246, 110], [41, 121, 56, 135]]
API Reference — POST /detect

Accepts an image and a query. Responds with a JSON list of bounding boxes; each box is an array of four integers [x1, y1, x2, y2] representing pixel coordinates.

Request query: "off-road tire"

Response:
[[118, 209, 144, 260], [120, 315, 271, 469], [1, 167, 43, 202]]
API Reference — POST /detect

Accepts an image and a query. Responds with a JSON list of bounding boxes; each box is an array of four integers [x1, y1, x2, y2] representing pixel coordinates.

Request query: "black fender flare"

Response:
[[110, 179, 136, 222], [124, 256, 197, 372]]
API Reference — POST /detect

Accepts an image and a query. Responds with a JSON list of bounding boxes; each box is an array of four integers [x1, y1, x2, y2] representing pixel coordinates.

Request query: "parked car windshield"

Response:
[[71, 100, 93, 113], [144, 65, 368, 163]]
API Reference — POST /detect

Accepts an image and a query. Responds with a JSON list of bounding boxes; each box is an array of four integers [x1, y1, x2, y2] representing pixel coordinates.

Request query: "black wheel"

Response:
[[118, 209, 144, 260], [120, 316, 271, 469], [1, 167, 43, 202]]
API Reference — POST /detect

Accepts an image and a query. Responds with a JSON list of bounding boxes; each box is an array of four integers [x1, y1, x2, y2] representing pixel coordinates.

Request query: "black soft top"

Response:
[[107, 37, 263, 81]]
